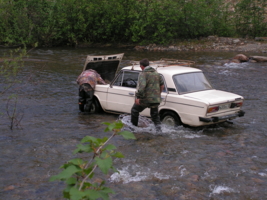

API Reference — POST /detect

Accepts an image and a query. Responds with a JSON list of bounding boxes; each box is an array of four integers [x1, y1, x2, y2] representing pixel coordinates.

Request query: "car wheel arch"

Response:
[[160, 109, 183, 126]]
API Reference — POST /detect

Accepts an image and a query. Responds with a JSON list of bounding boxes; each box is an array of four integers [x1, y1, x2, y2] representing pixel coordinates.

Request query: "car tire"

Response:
[[89, 99, 101, 114], [161, 111, 182, 127]]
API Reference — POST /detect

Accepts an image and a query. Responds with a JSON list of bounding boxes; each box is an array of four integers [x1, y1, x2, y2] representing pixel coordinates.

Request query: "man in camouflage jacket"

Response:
[[76, 69, 106, 112], [131, 58, 164, 132]]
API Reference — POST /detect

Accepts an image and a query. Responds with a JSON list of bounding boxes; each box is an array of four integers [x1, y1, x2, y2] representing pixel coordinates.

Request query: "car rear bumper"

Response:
[[199, 110, 245, 123]]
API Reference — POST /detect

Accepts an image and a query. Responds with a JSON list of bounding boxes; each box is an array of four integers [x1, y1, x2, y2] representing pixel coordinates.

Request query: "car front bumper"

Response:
[[199, 110, 245, 123]]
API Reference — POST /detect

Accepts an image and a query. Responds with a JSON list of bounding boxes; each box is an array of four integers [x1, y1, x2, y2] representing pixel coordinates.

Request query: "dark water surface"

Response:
[[0, 47, 267, 200]]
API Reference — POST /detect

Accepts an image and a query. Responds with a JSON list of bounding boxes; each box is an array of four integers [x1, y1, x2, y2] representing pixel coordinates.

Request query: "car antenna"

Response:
[[131, 61, 137, 70]]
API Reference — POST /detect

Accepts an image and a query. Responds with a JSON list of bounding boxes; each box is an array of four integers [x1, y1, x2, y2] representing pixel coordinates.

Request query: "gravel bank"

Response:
[[134, 36, 267, 53]]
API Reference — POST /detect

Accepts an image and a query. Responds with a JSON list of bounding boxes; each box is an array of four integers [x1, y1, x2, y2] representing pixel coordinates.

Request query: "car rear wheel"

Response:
[[161, 111, 182, 127]]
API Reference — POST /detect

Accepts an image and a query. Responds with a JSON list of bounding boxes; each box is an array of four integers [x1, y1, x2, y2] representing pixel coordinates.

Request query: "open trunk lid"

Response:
[[83, 53, 124, 83]]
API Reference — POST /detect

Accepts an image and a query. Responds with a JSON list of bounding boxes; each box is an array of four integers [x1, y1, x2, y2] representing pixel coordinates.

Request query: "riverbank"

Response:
[[133, 36, 267, 53], [80, 36, 267, 53]]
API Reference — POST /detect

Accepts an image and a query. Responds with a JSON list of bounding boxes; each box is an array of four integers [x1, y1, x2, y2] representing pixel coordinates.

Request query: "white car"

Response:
[[81, 53, 245, 127]]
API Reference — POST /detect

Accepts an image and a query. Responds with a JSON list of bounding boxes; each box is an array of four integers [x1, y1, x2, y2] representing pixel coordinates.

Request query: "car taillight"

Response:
[[230, 102, 243, 108], [207, 106, 219, 113]]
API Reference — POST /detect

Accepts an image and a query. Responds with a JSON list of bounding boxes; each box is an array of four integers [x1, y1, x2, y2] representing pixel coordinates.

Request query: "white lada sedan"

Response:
[[81, 53, 245, 127]]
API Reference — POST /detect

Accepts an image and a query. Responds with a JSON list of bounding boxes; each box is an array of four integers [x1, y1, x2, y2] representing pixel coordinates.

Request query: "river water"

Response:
[[0, 47, 267, 200]]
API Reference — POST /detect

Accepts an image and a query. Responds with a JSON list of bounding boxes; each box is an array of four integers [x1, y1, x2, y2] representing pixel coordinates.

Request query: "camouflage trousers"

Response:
[[78, 83, 94, 112], [131, 103, 161, 132]]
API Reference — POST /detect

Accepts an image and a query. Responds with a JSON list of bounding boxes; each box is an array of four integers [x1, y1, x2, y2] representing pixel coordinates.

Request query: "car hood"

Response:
[[83, 53, 124, 83], [184, 89, 243, 105]]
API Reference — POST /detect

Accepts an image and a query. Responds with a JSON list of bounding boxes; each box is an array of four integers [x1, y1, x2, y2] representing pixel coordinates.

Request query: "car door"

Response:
[[106, 70, 139, 113]]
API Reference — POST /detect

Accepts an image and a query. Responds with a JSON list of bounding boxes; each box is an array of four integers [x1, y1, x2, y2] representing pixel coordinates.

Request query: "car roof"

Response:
[[122, 61, 201, 75]]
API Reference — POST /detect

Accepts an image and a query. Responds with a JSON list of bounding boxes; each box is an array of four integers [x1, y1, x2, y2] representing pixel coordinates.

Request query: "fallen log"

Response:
[[249, 56, 267, 62]]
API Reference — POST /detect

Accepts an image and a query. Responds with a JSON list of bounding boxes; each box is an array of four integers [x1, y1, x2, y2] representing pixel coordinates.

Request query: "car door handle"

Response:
[[129, 92, 135, 96]]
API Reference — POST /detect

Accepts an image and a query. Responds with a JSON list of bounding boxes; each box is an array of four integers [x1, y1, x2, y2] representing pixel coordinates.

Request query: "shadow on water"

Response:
[[0, 47, 267, 199]]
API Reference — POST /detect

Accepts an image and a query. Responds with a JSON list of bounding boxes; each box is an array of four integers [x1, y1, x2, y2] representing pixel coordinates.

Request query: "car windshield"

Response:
[[173, 72, 213, 94]]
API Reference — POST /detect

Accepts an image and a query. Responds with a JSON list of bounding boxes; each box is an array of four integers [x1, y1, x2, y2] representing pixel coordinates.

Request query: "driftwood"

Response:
[[249, 56, 267, 62]]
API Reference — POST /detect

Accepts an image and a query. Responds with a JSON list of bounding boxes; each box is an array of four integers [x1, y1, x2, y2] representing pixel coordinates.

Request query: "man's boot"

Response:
[[151, 107, 162, 133], [131, 107, 139, 126], [79, 102, 84, 112]]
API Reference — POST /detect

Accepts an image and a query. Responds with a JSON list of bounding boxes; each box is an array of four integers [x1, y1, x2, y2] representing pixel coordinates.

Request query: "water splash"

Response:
[[109, 164, 170, 184], [222, 62, 249, 69], [209, 185, 238, 197], [118, 114, 204, 139]]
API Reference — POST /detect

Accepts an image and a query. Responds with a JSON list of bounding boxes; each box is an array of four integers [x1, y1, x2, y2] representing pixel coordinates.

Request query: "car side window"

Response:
[[112, 72, 123, 86], [122, 71, 139, 88], [112, 71, 139, 88]]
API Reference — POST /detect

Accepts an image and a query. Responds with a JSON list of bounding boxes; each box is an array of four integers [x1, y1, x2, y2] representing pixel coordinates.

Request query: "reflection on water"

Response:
[[0, 47, 267, 200]]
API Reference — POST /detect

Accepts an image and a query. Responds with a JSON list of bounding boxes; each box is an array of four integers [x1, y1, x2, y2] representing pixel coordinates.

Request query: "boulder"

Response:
[[249, 56, 267, 62], [233, 54, 249, 62]]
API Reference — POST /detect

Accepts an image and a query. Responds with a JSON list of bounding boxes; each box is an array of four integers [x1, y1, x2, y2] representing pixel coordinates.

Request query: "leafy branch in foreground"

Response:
[[50, 120, 136, 200], [0, 47, 26, 95]]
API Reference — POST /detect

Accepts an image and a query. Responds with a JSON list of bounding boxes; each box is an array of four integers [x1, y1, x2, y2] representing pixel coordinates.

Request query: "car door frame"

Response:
[[105, 70, 139, 114]]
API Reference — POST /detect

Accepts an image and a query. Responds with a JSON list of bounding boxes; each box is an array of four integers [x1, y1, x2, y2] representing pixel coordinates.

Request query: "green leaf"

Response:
[[60, 163, 72, 169], [81, 136, 97, 143], [50, 165, 81, 181], [97, 137, 108, 145], [66, 177, 77, 185], [102, 122, 111, 126], [74, 144, 93, 154], [95, 157, 112, 174], [112, 151, 124, 158], [104, 144, 116, 151], [102, 120, 124, 132], [112, 120, 124, 129], [101, 187, 115, 194], [83, 189, 101, 200], [69, 187, 85, 200], [63, 190, 70, 199], [97, 188, 115, 200], [68, 158, 85, 166], [117, 131, 136, 139], [103, 123, 116, 132]]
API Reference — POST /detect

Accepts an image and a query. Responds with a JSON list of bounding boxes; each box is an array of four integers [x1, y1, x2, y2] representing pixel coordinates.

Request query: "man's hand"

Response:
[[135, 98, 140, 105]]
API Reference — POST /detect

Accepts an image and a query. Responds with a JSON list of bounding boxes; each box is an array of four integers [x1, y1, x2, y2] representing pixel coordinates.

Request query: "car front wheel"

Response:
[[84, 99, 101, 113], [161, 111, 182, 127]]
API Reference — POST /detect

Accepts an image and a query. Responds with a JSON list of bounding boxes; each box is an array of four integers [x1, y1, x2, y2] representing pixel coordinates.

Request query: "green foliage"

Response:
[[0, 0, 267, 46], [235, 0, 267, 37], [0, 46, 36, 129], [50, 120, 136, 200], [0, 46, 27, 95]]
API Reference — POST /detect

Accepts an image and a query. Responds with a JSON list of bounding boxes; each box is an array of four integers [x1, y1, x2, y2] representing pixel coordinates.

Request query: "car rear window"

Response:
[[173, 72, 213, 94]]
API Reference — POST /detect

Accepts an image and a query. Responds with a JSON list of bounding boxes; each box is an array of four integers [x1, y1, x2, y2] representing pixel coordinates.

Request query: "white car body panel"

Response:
[[106, 86, 135, 113], [184, 90, 243, 105]]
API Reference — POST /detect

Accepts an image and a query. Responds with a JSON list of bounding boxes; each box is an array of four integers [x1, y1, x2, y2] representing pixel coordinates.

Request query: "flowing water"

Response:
[[0, 47, 267, 200]]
